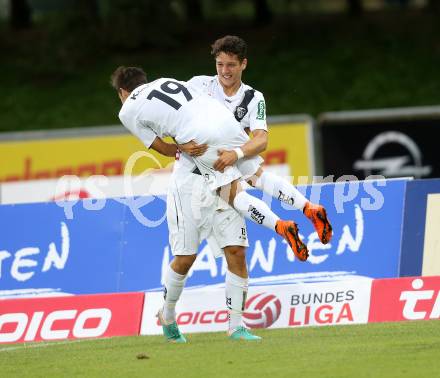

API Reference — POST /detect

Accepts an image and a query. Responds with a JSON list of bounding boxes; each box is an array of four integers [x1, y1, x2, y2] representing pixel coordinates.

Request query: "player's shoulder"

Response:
[[242, 82, 265, 101], [152, 77, 181, 86], [187, 75, 215, 88]]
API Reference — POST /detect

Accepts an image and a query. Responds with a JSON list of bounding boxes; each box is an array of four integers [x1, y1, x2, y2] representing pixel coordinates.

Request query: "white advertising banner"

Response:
[[0, 164, 289, 204], [0, 172, 172, 204], [140, 279, 373, 335]]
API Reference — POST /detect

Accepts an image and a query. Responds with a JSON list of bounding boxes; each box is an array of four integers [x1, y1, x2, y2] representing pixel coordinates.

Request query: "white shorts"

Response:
[[193, 146, 263, 191], [206, 204, 248, 258], [167, 173, 217, 255], [167, 172, 248, 256]]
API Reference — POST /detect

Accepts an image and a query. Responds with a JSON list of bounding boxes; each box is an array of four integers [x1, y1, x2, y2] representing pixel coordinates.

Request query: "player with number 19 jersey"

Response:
[[121, 78, 242, 148], [118, 77, 263, 190]]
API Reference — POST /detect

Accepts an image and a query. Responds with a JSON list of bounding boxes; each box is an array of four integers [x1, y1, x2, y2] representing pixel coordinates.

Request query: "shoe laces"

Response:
[[168, 322, 182, 338], [234, 326, 250, 334]]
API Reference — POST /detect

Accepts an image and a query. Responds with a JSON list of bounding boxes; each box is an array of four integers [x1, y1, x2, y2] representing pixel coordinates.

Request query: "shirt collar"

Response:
[[215, 75, 244, 102]]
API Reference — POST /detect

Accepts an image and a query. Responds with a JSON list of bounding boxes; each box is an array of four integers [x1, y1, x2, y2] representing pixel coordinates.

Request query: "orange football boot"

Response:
[[275, 220, 309, 261], [303, 202, 333, 244]]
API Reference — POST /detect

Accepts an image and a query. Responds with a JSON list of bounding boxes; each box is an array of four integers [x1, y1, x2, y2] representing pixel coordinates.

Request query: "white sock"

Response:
[[255, 171, 308, 211], [163, 264, 187, 323], [226, 270, 249, 331], [233, 190, 279, 231]]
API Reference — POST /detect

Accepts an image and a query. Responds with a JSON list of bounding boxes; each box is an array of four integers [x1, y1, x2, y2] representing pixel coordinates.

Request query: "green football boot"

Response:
[[157, 309, 187, 343], [228, 326, 262, 341]]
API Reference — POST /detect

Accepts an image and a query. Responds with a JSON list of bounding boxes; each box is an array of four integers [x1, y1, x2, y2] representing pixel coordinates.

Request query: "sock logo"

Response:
[[163, 287, 167, 300], [226, 297, 232, 309], [278, 190, 294, 206], [242, 291, 248, 312], [248, 205, 265, 225]]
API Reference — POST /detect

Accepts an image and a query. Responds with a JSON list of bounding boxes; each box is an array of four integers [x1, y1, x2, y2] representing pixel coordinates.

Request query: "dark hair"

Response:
[[110, 66, 147, 92], [211, 35, 247, 62]]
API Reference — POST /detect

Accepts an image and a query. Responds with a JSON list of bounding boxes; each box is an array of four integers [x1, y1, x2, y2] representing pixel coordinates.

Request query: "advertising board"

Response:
[[140, 280, 372, 335], [0, 179, 407, 297], [0, 292, 144, 344]]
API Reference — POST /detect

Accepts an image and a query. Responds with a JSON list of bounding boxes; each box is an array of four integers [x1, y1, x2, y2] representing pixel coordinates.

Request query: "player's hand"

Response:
[[214, 149, 238, 172], [177, 140, 208, 157]]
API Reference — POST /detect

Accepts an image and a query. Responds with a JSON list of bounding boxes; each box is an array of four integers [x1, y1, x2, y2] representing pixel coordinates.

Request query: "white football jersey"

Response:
[[173, 75, 267, 177], [187, 75, 267, 133], [119, 78, 240, 149]]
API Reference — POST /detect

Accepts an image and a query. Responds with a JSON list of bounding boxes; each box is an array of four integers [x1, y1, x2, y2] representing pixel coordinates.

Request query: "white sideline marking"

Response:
[[0, 337, 111, 353]]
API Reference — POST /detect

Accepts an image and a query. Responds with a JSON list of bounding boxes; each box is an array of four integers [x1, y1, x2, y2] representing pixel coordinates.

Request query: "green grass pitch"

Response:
[[1, 320, 439, 377]]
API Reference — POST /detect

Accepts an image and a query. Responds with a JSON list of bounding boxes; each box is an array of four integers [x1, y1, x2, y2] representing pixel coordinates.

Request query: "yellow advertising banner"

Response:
[[0, 121, 313, 183], [0, 135, 175, 182], [262, 122, 313, 183]]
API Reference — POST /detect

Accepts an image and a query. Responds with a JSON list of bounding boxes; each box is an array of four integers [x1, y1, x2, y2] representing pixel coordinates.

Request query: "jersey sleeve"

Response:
[[187, 75, 212, 92], [119, 111, 158, 149], [246, 91, 267, 132]]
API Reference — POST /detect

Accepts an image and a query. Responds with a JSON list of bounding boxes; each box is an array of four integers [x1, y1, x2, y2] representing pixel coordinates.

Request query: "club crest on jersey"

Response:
[[236, 106, 247, 120]]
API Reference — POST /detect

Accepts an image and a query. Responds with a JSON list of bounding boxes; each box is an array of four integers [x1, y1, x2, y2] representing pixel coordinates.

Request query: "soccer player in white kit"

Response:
[[178, 36, 333, 339], [111, 66, 309, 342], [185, 35, 332, 246]]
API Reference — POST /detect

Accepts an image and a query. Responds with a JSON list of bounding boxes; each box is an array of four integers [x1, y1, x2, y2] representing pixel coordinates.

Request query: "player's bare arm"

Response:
[[213, 129, 268, 172], [177, 140, 208, 157], [150, 138, 208, 158], [150, 137, 178, 157]]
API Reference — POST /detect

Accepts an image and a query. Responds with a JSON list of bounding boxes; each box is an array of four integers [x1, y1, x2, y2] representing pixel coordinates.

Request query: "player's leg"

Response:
[[224, 246, 261, 341], [219, 179, 309, 261], [161, 254, 196, 325], [224, 246, 248, 331], [220, 180, 279, 231], [158, 179, 203, 343], [248, 167, 333, 244], [250, 166, 308, 211], [209, 208, 261, 340], [193, 149, 308, 259]]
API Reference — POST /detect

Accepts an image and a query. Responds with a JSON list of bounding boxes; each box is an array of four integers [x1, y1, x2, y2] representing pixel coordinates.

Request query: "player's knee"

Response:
[[171, 254, 197, 274], [224, 246, 246, 266], [224, 246, 247, 277], [225, 245, 245, 258]]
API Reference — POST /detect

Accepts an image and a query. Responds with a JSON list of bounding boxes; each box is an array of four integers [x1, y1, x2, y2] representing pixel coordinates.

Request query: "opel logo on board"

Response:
[[353, 131, 432, 178]]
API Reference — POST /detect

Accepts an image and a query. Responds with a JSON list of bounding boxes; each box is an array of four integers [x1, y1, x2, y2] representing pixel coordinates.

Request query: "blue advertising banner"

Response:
[[0, 179, 408, 297], [399, 179, 440, 277]]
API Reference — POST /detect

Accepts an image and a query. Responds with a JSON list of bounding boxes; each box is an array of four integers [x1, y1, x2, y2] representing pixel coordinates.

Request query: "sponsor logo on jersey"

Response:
[[256, 100, 266, 120], [248, 205, 265, 225], [277, 190, 294, 206], [130, 86, 147, 100]]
